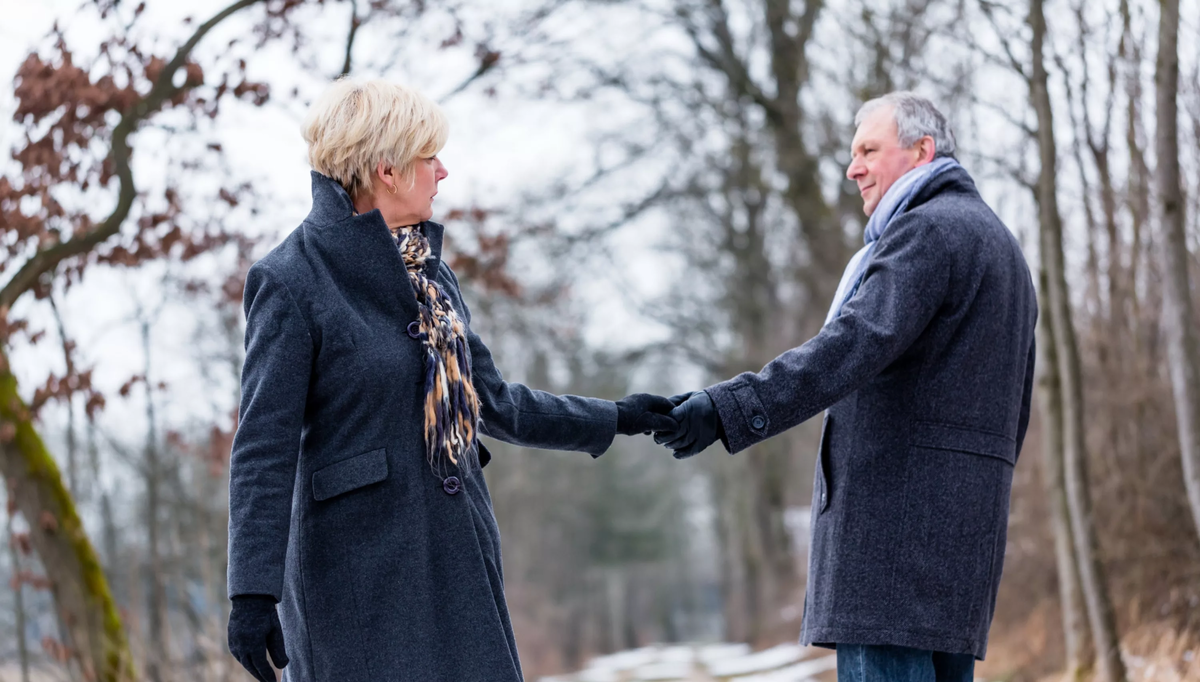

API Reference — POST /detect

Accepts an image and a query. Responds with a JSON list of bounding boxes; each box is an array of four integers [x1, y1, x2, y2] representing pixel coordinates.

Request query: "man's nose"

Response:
[[846, 159, 863, 181]]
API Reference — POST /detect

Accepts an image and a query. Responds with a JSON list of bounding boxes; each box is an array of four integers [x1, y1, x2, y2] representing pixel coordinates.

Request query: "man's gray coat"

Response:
[[227, 172, 618, 681], [706, 167, 1037, 659]]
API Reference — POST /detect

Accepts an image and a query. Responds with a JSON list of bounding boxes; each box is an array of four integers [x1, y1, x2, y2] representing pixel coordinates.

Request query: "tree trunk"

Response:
[[0, 353, 135, 682], [762, 0, 847, 324], [49, 297, 79, 499], [1028, 2, 1127, 680], [710, 453, 758, 642], [140, 319, 170, 682], [1153, 0, 1200, 545], [8, 512, 31, 682], [1121, 0, 1150, 326], [1035, 272, 1093, 679]]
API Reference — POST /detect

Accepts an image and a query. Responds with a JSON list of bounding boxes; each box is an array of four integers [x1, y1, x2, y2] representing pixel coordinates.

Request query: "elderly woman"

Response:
[[225, 79, 675, 682]]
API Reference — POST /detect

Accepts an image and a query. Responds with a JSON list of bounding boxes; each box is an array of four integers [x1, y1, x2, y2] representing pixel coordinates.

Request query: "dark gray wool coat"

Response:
[[706, 168, 1037, 660], [227, 172, 619, 682]]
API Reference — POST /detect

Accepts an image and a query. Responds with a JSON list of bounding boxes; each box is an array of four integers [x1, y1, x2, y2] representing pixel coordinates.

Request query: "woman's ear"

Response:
[[376, 161, 396, 194]]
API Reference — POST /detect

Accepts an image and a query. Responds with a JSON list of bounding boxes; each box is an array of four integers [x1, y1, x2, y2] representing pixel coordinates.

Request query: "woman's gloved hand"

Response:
[[615, 393, 679, 435], [228, 594, 289, 682]]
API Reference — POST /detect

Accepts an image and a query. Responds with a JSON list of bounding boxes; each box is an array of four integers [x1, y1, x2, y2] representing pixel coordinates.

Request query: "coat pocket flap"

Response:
[[312, 448, 389, 501], [912, 421, 1017, 465]]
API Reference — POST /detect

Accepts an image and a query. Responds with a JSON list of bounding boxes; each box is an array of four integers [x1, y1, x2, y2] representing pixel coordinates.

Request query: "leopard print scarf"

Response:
[[393, 225, 481, 473]]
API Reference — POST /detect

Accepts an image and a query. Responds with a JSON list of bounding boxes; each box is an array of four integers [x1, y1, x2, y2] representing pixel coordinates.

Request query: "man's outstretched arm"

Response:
[[704, 212, 952, 455]]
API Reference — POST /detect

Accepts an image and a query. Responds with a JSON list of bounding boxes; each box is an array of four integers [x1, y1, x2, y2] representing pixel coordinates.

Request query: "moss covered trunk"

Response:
[[0, 353, 135, 682]]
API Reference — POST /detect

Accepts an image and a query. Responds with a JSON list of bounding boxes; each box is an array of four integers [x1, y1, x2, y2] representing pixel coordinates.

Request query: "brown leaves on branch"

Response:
[[40, 636, 72, 663], [30, 368, 101, 417], [444, 207, 523, 299], [9, 531, 33, 556], [12, 570, 53, 591], [166, 410, 238, 477], [2, 0, 287, 317]]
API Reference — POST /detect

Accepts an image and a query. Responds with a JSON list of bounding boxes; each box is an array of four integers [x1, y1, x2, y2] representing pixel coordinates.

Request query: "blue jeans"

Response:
[[836, 644, 975, 682]]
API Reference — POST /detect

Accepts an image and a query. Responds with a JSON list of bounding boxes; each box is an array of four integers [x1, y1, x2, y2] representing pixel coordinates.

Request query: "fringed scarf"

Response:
[[392, 225, 481, 474]]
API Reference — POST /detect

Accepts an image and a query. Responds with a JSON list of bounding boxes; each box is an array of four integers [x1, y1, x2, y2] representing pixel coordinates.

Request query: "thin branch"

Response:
[[439, 49, 502, 103], [684, 0, 779, 123], [340, 0, 360, 77], [977, 0, 1030, 81], [972, 150, 1037, 190]]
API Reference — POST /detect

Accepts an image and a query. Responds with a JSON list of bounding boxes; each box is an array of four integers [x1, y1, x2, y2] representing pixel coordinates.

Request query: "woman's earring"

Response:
[[387, 183, 398, 195]]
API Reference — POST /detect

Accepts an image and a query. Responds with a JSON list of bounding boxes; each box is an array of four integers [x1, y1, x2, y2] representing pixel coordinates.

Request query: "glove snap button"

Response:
[[751, 415, 766, 430], [442, 476, 461, 495], [407, 321, 422, 339]]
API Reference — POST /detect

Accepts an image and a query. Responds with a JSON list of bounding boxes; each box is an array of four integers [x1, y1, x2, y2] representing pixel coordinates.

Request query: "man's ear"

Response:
[[916, 136, 937, 164]]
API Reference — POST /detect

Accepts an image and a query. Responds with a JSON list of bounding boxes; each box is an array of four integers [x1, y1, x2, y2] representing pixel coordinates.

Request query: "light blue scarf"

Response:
[[824, 157, 961, 325]]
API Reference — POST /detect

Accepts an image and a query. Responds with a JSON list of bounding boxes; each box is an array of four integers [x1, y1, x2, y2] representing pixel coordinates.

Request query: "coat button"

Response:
[[751, 415, 766, 430], [442, 476, 461, 495], [407, 321, 422, 339], [820, 491, 827, 507]]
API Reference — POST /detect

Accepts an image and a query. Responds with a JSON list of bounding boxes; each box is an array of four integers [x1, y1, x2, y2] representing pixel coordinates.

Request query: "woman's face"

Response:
[[366, 155, 449, 227]]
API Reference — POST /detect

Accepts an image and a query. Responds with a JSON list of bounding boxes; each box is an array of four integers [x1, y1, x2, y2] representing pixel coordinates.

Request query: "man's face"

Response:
[[846, 106, 929, 217]]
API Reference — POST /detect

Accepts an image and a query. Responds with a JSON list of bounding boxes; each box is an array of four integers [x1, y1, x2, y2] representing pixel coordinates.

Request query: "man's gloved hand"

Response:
[[655, 391, 722, 459], [616, 393, 679, 435], [228, 594, 289, 682]]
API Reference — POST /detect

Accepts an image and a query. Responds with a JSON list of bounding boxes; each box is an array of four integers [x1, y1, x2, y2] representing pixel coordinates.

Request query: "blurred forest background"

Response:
[[1, 0, 1199, 681]]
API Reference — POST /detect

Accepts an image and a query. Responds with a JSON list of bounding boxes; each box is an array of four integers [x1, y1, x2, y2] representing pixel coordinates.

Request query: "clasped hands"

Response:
[[614, 391, 722, 459]]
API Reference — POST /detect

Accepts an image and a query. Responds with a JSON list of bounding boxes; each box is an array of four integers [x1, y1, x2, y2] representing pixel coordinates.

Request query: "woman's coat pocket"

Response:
[[312, 448, 389, 501]]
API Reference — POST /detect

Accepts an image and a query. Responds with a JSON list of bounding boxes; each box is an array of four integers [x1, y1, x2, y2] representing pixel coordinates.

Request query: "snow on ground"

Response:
[[540, 642, 835, 682]]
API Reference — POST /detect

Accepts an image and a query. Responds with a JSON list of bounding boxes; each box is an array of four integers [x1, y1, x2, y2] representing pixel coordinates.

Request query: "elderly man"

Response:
[[656, 92, 1037, 681]]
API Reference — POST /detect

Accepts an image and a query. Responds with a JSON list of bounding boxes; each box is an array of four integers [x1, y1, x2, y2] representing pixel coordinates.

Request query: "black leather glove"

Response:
[[655, 390, 722, 459], [616, 393, 679, 435], [228, 594, 289, 682]]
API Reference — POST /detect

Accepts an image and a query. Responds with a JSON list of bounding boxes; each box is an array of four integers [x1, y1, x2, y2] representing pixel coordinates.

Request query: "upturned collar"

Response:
[[305, 171, 445, 273]]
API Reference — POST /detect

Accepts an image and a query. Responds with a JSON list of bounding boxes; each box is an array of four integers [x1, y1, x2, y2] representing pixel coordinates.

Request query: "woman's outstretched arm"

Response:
[[437, 261, 617, 456]]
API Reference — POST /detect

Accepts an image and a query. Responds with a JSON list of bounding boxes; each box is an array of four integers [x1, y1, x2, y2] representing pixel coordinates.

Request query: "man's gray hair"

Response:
[[855, 91, 957, 159]]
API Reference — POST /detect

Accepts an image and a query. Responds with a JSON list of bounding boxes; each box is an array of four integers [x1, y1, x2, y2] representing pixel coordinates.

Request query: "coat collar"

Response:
[[305, 171, 445, 272], [909, 165, 980, 209], [301, 172, 448, 323]]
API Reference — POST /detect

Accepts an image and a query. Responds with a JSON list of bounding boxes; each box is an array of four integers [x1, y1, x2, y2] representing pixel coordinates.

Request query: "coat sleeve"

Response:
[[438, 262, 618, 457], [705, 212, 952, 454], [227, 262, 312, 600]]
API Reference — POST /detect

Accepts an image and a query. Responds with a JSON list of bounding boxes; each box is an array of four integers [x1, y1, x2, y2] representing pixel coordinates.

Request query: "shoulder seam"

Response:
[[255, 261, 316, 346]]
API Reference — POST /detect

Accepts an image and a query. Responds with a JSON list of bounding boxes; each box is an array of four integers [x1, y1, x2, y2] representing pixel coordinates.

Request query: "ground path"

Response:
[[539, 643, 840, 682]]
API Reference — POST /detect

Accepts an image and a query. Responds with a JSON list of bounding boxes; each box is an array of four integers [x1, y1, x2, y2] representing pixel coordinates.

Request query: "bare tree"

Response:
[[1153, 0, 1200, 545], [7, 508, 32, 682], [1028, 1, 1127, 680], [136, 306, 170, 682], [1035, 270, 1094, 679]]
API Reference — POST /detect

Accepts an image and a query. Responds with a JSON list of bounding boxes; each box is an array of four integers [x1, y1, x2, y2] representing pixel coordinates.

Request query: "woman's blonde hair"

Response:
[[301, 78, 449, 199]]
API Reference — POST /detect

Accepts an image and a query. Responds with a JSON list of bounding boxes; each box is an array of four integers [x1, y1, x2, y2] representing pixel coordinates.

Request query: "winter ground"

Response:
[[538, 643, 840, 682]]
